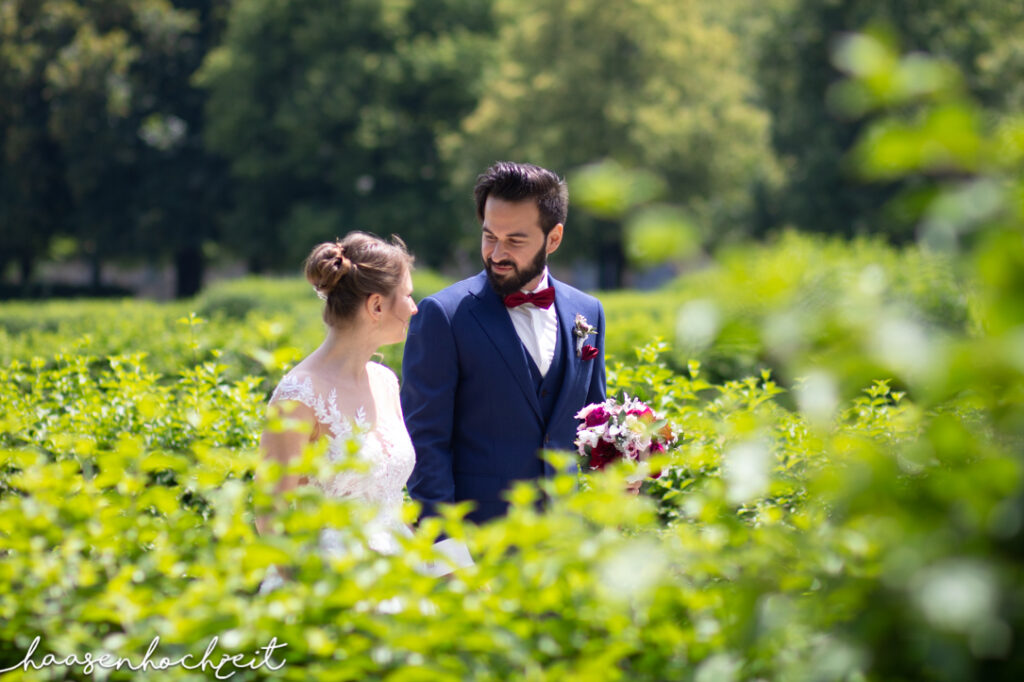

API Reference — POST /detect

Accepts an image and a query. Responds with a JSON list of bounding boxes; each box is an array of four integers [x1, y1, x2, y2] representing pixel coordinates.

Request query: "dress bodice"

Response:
[[268, 362, 415, 555]]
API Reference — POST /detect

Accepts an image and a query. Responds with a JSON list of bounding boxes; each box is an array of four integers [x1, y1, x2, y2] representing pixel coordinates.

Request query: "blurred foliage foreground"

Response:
[[1, 36, 1023, 680]]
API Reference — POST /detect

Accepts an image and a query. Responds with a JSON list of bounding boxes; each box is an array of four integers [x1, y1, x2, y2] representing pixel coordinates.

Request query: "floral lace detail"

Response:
[[268, 364, 415, 555]]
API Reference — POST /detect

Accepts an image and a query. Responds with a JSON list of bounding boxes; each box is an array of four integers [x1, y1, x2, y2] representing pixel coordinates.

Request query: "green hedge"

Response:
[[0, 269, 453, 389], [0, 233, 969, 402], [1, 338, 1019, 679], [600, 231, 972, 395]]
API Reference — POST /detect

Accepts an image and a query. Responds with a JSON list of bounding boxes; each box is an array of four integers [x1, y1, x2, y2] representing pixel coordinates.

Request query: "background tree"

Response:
[[758, 0, 1024, 240], [197, 0, 494, 272], [132, 0, 232, 298], [0, 0, 230, 297], [0, 0, 77, 287], [443, 0, 779, 288]]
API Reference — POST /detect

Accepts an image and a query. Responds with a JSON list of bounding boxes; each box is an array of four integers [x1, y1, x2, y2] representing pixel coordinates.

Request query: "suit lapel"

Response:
[[549, 277, 589, 423], [468, 273, 543, 424]]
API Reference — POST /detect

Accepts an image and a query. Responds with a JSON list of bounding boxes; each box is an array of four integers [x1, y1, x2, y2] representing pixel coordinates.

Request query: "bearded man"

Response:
[[401, 161, 607, 524]]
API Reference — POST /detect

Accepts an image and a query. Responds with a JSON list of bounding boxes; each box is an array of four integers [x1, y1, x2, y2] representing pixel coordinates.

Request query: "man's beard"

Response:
[[485, 239, 548, 298]]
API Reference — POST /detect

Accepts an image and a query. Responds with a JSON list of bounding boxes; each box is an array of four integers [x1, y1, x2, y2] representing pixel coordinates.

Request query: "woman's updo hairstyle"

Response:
[[304, 232, 414, 327]]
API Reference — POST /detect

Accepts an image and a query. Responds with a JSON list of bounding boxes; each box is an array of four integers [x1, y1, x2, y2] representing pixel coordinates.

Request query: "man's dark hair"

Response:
[[473, 161, 568, 235]]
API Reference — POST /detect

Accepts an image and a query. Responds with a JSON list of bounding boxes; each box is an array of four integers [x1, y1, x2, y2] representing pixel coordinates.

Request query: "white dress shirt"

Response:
[[506, 268, 559, 376]]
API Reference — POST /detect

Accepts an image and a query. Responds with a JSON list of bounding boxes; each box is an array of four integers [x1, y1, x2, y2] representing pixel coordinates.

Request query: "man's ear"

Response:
[[546, 223, 564, 254]]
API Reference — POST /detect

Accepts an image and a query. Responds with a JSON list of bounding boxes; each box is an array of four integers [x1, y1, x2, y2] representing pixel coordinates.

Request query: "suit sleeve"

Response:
[[401, 296, 458, 519], [585, 300, 607, 406]]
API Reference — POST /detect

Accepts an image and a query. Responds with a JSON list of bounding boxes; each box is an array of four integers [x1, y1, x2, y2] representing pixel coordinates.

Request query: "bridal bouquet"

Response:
[[574, 395, 677, 472]]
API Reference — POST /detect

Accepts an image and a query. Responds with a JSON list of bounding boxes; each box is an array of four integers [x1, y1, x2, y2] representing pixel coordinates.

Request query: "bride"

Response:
[[256, 232, 466, 591]]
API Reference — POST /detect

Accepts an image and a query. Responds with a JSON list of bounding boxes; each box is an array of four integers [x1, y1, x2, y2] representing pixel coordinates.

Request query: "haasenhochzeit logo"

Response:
[[0, 634, 287, 679]]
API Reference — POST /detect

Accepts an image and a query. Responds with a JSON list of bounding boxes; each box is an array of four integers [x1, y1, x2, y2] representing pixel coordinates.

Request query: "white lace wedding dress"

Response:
[[258, 362, 472, 596], [269, 362, 416, 556], [258, 363, 418, 594]]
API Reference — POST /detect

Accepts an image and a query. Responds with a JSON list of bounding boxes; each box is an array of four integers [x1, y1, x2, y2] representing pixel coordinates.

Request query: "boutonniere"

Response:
[[573, 313, 597, 358]]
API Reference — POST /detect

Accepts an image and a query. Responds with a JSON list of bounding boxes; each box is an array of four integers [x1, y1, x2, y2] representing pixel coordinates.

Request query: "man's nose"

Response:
[[491, 241, 506, 262]]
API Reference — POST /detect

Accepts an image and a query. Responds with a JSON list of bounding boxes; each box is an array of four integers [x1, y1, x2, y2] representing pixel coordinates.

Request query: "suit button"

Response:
[[541, 390, 549, 397], [544, 435, 550, 444]]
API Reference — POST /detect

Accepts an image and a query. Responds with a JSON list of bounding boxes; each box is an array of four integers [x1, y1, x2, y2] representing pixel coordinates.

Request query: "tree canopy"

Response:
[[197, 0, 494, 271], [444, 0, 780, 286], [0, 0, 229, 296], [758, 0, 1024, 240], [2, 0, 1024, 294]]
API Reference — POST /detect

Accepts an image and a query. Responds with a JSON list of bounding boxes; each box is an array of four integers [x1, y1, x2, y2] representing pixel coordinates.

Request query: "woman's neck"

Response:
[[310, 324, 379, 384]]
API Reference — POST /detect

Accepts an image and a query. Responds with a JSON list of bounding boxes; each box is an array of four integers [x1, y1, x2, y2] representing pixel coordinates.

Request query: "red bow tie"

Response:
[[503, 286, 555, 309]]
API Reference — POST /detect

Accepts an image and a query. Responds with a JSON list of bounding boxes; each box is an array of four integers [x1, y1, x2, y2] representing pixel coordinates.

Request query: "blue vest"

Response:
[[523, 323, 567, 425]]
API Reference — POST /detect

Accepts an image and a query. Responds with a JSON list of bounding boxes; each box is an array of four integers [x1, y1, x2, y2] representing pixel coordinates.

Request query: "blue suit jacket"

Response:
[[400, 271, 606, 523]]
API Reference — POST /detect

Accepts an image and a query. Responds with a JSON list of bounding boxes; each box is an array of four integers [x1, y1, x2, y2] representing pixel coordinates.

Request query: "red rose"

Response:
[[588, 440, 620, 470], [581, 345, 599, 360], [585, 405, 611, 427]]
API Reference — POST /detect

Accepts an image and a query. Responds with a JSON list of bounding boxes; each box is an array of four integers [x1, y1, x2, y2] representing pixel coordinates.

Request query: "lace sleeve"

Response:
[[269, 373, 317, 409]]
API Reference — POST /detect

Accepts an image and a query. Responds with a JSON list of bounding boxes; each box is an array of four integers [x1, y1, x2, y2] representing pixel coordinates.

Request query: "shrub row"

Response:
[[1, 338, 1020, 679]]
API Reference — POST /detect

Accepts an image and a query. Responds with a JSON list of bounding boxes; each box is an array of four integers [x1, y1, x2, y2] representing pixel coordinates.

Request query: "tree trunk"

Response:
[[17, 252, 33, 286], [247, 256, 265, 274], [90, 253, 102, 292], [175, 244, 204, 298], [597, 228, 626, 290]]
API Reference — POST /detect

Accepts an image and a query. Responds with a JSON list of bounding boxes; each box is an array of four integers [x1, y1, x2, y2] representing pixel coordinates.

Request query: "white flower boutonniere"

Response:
[[573, 313, 597, 358]]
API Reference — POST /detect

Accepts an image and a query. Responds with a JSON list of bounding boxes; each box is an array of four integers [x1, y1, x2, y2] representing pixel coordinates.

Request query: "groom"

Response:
[[401, 161, 606, 524]]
